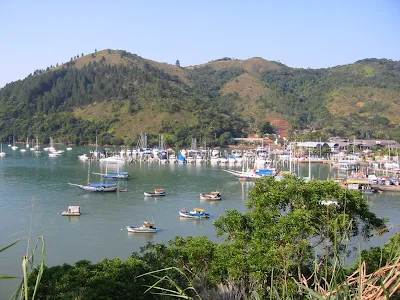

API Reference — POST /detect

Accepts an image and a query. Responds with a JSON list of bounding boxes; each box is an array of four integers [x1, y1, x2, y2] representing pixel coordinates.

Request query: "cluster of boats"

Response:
[[62, 187, 220, 233], [126, 208, 211, 233]]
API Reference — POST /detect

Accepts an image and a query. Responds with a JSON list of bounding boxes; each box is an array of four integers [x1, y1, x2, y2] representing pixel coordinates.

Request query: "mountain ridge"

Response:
[[0, 49, 399, 146]]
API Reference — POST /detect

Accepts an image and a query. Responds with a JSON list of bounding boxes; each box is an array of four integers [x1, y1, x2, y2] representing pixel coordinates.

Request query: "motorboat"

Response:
[[179, 208, 210, 218], [200, 191, 221, 201], [126, 221, 157, 233], [99, 156, 125, 164], [144, 188, 166, 197]]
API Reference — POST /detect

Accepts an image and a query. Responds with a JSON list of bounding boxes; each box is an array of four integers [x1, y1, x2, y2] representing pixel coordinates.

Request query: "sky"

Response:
[[0, 0, 399, 87]]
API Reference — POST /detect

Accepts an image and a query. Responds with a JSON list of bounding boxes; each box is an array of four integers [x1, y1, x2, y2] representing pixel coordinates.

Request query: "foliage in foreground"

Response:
[[23, 177, 395, 299]]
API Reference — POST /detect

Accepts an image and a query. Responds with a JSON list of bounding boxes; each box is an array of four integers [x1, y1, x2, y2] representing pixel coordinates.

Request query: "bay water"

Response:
[[0, 146, 399, 298]]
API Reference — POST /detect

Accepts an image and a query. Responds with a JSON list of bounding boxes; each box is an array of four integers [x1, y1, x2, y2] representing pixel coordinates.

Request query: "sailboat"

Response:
[[26, 137, 30, 148], [0, 143, 6, 157], [93, 162, 129, 180], [68, 161, 118, 192], [7, 137, 11, 147], [11, 136, 18, 151]]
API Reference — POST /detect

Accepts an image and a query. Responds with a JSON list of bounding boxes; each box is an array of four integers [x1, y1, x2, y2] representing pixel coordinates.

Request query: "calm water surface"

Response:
[[0, 146, 399, 298]]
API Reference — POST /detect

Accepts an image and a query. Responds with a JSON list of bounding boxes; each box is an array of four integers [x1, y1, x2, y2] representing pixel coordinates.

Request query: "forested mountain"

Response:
[[0, 49, 399, 146]]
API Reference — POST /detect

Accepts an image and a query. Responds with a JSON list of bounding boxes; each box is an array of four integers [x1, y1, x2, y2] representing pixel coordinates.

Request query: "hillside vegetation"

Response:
[[0, 50, 399, 146]]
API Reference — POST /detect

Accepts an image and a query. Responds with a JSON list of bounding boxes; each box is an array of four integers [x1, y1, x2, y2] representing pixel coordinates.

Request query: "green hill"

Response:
[[0, 50, 399, 146]]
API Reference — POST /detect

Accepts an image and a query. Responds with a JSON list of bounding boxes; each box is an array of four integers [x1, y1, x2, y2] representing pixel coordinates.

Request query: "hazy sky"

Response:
[[0, 0, 399, 87]]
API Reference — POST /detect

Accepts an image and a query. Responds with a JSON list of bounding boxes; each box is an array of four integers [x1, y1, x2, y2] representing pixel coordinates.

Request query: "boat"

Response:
[[20, 148, 27, 153], [224, 168, 277, 181], [68, 182, 118, 192], [200, 191, 221, 201], [61, 206, 81, 216], [78, 154, 90, 161], [0, 143, 6, 157], [68, 161, 118, 192], [126, 221, 157, 233], [195, 155, 204, 163], [93, 163, 129, 180], [169, 153, 177, 163], [66, 147, 72, 151], [179, 208, 210, 218], [177, 154, 186, 164], [11, 136, 18, 151], [99, 156, 125, 164], [144, 188, 166, 197]]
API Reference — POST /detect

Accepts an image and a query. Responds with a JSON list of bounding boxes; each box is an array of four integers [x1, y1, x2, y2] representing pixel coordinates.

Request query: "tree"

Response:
[[261, 121, 274, 134], [214, 175, 387, 296], [175, 60, 180, 67]]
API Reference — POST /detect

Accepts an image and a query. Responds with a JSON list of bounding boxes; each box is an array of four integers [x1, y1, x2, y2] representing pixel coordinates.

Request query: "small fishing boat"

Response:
[[144, 188, 166, 197], [179, 208, 210, 218], [126, 221, 157, 233], [200, 191, 221, 201], [68, 182, 118, 192], [61, 206, 81, 216]]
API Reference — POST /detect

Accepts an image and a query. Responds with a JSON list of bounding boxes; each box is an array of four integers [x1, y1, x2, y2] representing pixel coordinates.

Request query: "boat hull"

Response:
[[68, 183, 118, 192], [126, 226, 157, 233], [144, 192, 166, 197], [179, 211, 210, 218], [61, 212, 81, 216], [200, 193, 221, 201]]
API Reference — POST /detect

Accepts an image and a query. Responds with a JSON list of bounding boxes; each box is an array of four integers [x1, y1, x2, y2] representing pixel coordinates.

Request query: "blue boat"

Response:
[[68, 182, 118, 192], [102, 171, 129, 179], [177, 154, 186, 164]]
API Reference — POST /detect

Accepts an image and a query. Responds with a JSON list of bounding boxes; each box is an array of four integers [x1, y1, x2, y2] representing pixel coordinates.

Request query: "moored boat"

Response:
[[61, 206, 81, 216], [200, 191, 221, 200], [102, 171, 129, 179], [144, 188, 166, 197], [68, 182, 118, 192], [126, 221, 157, 233], [179, 208, 210, 218], [0, 143, 6, 157]]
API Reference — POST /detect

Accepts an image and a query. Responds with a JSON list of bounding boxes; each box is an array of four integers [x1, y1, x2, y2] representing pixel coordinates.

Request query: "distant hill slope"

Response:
[[0, 51, 399, 146]]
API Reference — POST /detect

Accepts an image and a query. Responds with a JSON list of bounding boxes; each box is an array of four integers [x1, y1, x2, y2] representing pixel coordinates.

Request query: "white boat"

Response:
[[61, 206, 81, 216], [126, 221, 157, 233], [11, 136, 18, 151], [200, 191, 221, 201], [219, 157, 228, 164], [0, 143, 6, 157], [169, 153, 177, 163], [186, 155, 195, 163], [68, 182, 118, 192], [210, 156, 220, 164], [179, 208, 210, 219], [78, 154, 90, 161], [195, 155, 204, 163], [66, 147, 73, 151], [99, 156, 125, 164], [48, 152, 61, 157], [20, 148, 27, 153], [144, 188, 166, 197]]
